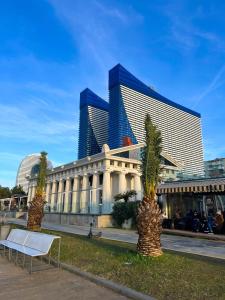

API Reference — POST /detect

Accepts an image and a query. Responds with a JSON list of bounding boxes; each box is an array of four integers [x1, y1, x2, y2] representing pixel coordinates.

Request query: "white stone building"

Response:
[[27, 143, 181, 226]]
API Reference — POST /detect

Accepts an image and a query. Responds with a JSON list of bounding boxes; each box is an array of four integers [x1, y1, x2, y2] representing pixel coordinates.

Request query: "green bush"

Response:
[[112, 201, 140, 227]]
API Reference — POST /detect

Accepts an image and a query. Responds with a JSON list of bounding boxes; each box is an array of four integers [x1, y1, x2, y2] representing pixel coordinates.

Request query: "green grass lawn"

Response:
[[46, 230, 225, 300], [9, 225, 225, 300]]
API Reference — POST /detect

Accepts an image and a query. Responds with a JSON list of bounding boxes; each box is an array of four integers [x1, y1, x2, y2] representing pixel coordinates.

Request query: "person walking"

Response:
[[215, 211, 224, 234], [207, 211, 214, 234]]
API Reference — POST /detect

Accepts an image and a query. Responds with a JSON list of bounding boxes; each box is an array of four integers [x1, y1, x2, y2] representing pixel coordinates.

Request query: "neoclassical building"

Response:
[[27, 144, 225, 226], [27, 143, 181, 224]]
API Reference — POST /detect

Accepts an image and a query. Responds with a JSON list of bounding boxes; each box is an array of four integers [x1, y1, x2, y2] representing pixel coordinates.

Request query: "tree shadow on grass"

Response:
[[67, 232, 136, 256]]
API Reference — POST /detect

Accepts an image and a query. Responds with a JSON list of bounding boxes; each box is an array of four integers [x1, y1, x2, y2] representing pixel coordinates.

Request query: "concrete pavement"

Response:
[[0, 256, 130, 300], [9, 218, 225, 260]]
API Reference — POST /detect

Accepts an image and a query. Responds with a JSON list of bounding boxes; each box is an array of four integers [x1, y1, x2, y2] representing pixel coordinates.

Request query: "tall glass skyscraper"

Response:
[[78, 88, 109, 159], [77, 65, 204, 176], [108, 64, 204, 176]]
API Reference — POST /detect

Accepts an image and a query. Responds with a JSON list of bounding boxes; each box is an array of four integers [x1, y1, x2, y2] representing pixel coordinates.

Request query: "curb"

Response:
[[162, 229, 225, 242], [48, 257, 155, 300], [62, 263, 155, 300]]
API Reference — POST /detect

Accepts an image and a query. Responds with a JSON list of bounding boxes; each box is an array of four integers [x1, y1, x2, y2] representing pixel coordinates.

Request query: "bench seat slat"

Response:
[[0, 240, 46, 256]]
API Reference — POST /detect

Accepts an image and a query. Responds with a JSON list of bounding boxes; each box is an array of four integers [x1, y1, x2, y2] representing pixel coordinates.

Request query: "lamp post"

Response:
[[88, 221, 93, 238]]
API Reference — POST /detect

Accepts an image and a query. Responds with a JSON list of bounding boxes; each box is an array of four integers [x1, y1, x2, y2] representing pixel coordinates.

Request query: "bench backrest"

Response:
[[7, 229, 29, 245], [7, 229, 60, 254], [24, 232, 59, 254], [6, 229, 17, 242]]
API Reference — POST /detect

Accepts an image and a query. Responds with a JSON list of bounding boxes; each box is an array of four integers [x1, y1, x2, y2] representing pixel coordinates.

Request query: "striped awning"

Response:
[[157, 178, 225, 194]]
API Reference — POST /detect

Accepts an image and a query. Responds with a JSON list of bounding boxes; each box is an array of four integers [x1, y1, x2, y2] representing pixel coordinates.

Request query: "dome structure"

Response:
[[16, 154, 53, 193]]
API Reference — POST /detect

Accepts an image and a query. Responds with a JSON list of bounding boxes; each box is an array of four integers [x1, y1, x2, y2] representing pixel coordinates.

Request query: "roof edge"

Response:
[[80, 88, 109, 112], [109, 64, 201, 118]]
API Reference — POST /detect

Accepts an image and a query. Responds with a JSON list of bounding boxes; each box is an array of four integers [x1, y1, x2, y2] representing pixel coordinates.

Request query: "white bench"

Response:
[[0, 229, 61, 273]]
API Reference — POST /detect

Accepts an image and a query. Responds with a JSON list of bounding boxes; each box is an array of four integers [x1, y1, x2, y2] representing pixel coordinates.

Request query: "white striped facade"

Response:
[[16, 154, 41, 193], [16, 154, 53, 193], [88, 106, 108, 150], [120, 85, 204, 176]]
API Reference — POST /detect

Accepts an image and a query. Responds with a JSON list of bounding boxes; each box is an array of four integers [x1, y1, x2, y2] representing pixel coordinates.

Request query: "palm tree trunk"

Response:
[[27, 195, 45, 231], [137, 196, 162, 256]]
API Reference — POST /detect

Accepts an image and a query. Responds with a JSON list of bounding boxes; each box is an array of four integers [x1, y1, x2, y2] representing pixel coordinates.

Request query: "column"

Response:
[[134, 174, 142, 200], [102, 171, 111, 213], [118, 171, 127, 194], [58, 179, 64, 213], [50, 181, 57, 211], [45, 182, 51, 204], [64, 178, 71, 213], [80, 175, 89, 213], [91, 173, 99, 214], [72, 176, 79, 213], [31, 185, 36, 199], [161, 194, 168, 217], [27, 185, 33, 203]]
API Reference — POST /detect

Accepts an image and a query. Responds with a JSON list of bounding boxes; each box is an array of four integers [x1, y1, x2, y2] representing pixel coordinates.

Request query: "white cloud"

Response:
[[93, 0, 143, 24], [0, 172, 17, 188], [192, 64, 225, 108], [48, 0, 143, 77], [0, 103, 77, 144], [0, 152, 23, 162], [203, 138, 225, 160], [160, 3, 225, 52]]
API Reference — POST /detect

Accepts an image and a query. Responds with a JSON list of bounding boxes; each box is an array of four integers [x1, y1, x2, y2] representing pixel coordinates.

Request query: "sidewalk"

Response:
[[0, 256, 129, 300], [9, 218, 225, 261]]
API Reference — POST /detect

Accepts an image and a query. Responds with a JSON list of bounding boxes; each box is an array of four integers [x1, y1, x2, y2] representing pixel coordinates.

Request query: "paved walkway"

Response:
[[0, 256, 129, 300], [9, 219, 225, 260]]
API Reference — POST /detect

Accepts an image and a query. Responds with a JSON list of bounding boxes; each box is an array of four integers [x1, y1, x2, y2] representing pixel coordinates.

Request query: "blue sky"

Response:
[[1, 0, 225, 187]]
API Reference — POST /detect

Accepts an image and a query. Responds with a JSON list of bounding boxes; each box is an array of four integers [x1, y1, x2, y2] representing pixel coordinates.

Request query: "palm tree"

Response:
[[114, 190, 137, 203], [27, 151, 47, 231], [137, 114, 163, 256]]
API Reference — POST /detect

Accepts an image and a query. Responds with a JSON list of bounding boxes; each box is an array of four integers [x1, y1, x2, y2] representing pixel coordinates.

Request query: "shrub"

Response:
[[112, 201, 140, 227]]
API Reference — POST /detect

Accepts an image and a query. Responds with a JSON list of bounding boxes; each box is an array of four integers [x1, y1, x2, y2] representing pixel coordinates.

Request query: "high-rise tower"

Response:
[[78, 88, 109, 159], [108, 64, 204, 176]]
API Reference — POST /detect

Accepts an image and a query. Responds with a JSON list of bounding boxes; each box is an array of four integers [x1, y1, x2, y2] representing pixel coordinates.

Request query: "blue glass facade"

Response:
[[78, 88, 109, 159], [109, 85, 137, 149]]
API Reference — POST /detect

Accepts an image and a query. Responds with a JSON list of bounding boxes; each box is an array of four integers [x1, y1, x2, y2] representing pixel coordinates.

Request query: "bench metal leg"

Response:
[[48, 250, 51, 265], [29, 256, 33, 274], [8, 248, 11, 261], [57, 239, 61, 268], [15, 251, 19, 265], [0, 245, 4, 256], [23, 253, 26, 269]]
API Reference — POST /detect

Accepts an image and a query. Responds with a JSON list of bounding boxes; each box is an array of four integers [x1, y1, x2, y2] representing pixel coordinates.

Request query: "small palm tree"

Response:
[[137, 114, 163, 256], [114, 190, 137, 203], [27, 151, 47, 231]]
